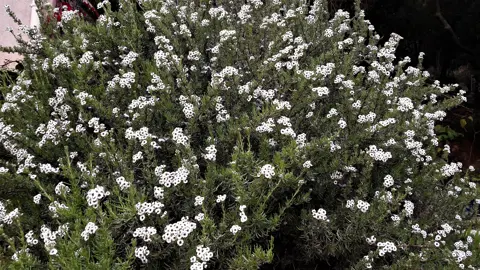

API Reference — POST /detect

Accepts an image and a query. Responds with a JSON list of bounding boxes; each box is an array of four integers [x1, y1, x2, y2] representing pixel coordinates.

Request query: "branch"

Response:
[[435, 0, 475, 55], [0, 59, 22, 69]]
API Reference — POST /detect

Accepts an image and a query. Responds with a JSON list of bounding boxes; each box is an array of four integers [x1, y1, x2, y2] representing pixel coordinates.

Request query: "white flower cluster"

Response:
[[179, 95, 196, 119], [81, 222, 98, 241], [239, 205, 247, 223], [219, 29, 236, 43], [190, 245, 214, 270], [86, 185, 110, 209], [346, 199, 370, 213], [366, 235, 376, 245], [214, 96, 230, 123], [272, 99, 292, 111], [338, 118, 347, 129], [128, 96, 159, 112], [211, 67, 239, 88], [39, 224, 69, 254], [208, 6, 228, 20], [33, 194, 41, 204], [125, 126, 161, 148], [257, 164, 275, 179], [187, 50, 201, 61], [256, 118, 276, 133], [87, 117, 106, 133], [194, 213, 204, 221], [116, 176, 131, 190], [337, 37, 354, 50], [252, 87, 276, 101], [202, 144, 217, 161], [260, 11, 286, 29], [230, 224, 242, 235], [154, 186, 164, 200], [153, 48, 180, 71], [391, 214, 401, 225], [383, 175, 394, 188], [172, 127, 189, 146], [194, 196, 204, 206], [330, 141, 342, 152], [135, 246, 150, 263], [76, 161, 100, 177], [79, 51, 94, 65], [25, 230, 38, 246], [60, 10, 79, 23], [377, 241, 397, 256], [55, 181, 70, 196], [35, 119, 70, 148], [52, 54, 71, 69], [440, 162, 463, 177], [411, 224, 428, 239], [147, 72, 167, 93], [143, 10, 159, 32], [135, 201, 165, 221], [74, 90, 94, 106], [316, 63, 335, 77], [162, 217, 197, 246], [155, 165, 190, 187], [397, 97, 414, 112], [312, 208, 329, 222], [216, 194, 227, 203], [132, 151, 143, 163], [133, 226, 157, 242], [366, 145, 392, 162], [39, 163, 60, 174], [326, 108, 338, 118], [11, 248, 31, 262], [120, 51, 139, 67], [357, 112, 376, 123], [106, 72, 135, 92], [375, 190, 393, 203], [296, 133, 307, 148], [312, 86, 329, 97], [48, 201, 68, 218], [403, 200, 414, 217], [237, 4, 252, 24], [330, 171, 343, 180], [0, 204, 19, 224], [303, 160, 312, 168], [178, 24, 192, 37]]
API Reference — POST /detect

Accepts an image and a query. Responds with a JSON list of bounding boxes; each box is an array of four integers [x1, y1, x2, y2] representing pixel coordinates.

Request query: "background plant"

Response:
[[0, 0, 479, 269]]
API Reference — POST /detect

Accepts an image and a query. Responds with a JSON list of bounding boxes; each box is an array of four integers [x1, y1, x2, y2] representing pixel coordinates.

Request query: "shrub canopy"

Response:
[[0, 0, 479, 269]]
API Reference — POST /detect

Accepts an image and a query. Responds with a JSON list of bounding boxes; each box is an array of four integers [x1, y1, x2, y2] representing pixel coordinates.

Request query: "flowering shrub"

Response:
[[1, 0, 480, 269]]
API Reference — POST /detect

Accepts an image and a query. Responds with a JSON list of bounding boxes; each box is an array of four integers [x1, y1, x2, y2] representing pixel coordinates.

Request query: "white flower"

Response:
[[257, 164, 275, 179], [116, 176, 131, 190], [366, 235, 376, 245], [33, 194, 41, 204], [303, 160, 312, 168], [230, 225, 242, 235], [356, 200, 370, 213], [194, 196, 204, 206], [162, 217, 196, 246], [132, 226, 157, 242], [216, 194, 227, 203], [383, 175, 394, 188], [81, 222, 98, 241], [312, 208, 329, 222], [195, 213, 204, 221]]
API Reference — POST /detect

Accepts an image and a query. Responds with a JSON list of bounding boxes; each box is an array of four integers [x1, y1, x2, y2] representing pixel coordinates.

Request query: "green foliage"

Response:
[[0, 0, 479, 269], [435, 124, 463, 142]]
